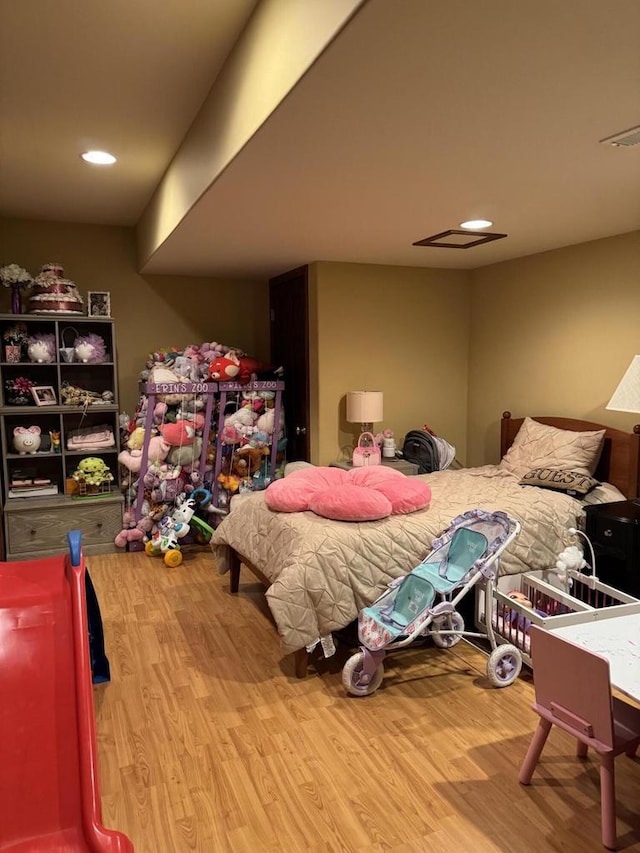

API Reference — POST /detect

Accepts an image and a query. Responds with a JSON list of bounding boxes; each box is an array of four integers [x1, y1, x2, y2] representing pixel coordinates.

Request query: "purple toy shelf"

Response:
[[132, 380, 285, 525]]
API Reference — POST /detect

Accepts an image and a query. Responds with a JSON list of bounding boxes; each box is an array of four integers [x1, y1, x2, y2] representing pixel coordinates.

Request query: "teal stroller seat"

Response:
[[344, 509, 522, 695], [360, 525, 489, 641]]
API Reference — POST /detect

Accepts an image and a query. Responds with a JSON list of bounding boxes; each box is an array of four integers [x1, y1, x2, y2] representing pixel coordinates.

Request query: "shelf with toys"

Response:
[[0, 313, 123, 560], [116, 345, 286, 553]]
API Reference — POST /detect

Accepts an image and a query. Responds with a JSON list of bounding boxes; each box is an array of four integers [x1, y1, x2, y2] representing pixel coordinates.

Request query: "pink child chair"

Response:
[[519, 625, 640, 850]]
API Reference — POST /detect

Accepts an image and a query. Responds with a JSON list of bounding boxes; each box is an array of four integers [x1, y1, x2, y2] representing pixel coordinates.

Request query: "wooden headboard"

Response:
[[500, 412, 640, 500]]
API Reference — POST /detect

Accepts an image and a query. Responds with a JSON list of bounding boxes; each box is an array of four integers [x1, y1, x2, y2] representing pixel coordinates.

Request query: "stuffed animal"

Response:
[[217, 472, 242, 494], [169, 355, 193, 380], [147, 366, 185, 404], [118, 434, 170, 473], [217, 447, 266, 496], [234, 446, 268, 479], [208, 351, 273, 384], [555, 544, 587, 581], [143, 462, 185, 504], [114, 509, 155, 549], [221, 406, 257, 445], [166, 436, 202, 468], [127, 427, 145, 451], [207, 353, 241, 382], [256, 407, 284, 437], [159, 420, 195, 446], [176, 397, 205, 431], [247, 430, 269, 450]]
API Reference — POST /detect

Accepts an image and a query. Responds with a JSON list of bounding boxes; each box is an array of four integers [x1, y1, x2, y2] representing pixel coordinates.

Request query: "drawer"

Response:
[[588, 515, 636, 556], [6, 501, 123, 555]]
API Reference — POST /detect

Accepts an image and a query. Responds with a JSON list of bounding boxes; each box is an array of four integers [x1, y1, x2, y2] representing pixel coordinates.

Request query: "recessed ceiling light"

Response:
[[81, 150, 117, 165], [460, 219, 493, 229]]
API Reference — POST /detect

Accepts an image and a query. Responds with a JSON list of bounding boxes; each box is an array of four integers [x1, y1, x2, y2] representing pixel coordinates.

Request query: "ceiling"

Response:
[[2, 0, 639, 279]]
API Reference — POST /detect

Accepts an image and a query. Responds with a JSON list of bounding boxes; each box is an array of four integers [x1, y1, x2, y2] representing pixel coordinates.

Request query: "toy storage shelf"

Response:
[[0, 314, 123, 560], [131, 378, 285, 528]]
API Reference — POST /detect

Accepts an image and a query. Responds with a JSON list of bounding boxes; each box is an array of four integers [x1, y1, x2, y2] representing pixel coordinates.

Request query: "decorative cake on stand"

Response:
[[28, 263, 84, 314]]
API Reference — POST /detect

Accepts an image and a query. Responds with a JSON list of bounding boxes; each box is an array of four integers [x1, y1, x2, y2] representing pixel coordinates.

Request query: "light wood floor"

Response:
[[89, 550, 640, 852]]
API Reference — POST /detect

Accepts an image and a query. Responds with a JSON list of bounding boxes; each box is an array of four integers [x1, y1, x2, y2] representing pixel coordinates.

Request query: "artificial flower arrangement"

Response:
[[4, 376, 35, 405], [0, 264, 33, 314], [2, 322, 29, 361], [0, 264, 32, 288]]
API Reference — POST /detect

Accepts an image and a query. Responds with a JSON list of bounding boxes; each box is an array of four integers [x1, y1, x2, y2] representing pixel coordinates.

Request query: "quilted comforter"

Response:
[[210, 466, 622, 655]]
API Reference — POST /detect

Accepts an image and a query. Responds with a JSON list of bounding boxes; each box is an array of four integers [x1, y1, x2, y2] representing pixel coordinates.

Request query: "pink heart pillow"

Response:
[[265, 465, 431, 521]]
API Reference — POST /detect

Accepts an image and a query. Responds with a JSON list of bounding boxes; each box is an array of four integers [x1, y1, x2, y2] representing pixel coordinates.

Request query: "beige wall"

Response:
[[312, 261, 471, 465], [0, 218, 269, 415], [468, 230, 640, 466], [4, 216, 637, 469]]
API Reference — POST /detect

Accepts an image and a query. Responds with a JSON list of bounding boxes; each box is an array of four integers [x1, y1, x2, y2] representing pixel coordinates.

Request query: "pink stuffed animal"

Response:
[[159, 420, 195, 446], [118, 434, 170, 473], [114, 509, 154, 549]]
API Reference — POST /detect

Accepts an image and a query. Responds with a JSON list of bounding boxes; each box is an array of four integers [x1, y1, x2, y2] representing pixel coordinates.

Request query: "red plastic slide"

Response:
[[0, 532, 133, 851]]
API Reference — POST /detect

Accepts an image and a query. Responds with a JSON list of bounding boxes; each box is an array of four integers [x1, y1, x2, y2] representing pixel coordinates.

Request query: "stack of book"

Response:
[[9, 477, 58, 498]]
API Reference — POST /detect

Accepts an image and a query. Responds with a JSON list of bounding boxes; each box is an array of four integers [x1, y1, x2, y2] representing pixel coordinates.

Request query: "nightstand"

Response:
[[380, 458, 420, 476], [584, 500, 640, 598], [330, 458, 419, 476]]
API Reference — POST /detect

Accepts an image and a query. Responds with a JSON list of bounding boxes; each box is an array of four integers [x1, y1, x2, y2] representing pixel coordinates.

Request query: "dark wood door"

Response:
[[269, 266, 310, 462]]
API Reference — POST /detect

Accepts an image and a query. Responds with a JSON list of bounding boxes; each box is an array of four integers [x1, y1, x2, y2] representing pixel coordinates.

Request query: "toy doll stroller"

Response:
[[342, 509, 522, 696]]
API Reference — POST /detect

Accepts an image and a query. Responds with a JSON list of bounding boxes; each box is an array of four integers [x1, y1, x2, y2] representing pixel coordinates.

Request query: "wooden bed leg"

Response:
[[294, 648, 309, 679], [229, 549, 241, 593]]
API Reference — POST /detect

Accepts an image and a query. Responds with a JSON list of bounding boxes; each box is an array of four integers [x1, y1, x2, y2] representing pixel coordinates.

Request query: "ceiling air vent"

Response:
[[599, 125, 640, 148], [413, 229, 507, 249]]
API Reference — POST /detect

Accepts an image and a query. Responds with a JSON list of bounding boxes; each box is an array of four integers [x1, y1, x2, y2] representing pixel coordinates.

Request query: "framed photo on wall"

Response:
[[31, 385, 57, 406], [87, 291, 111, 317]]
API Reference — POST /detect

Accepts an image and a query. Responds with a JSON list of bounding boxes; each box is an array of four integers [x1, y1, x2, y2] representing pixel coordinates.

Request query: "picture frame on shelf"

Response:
[[31, 385, 57, 406], [87, 291, 111, 317]]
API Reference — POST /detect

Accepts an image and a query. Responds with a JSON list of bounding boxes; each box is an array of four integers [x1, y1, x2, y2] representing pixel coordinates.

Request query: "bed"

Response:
[[210, 413, 640, 676]]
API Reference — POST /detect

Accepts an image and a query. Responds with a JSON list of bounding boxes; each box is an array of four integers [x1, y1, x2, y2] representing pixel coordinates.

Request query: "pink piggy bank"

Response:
[[13, 425, 42, 454]]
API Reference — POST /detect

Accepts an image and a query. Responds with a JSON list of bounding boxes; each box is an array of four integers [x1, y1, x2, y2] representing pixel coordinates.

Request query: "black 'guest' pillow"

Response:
[[519, 467, 600, 497]]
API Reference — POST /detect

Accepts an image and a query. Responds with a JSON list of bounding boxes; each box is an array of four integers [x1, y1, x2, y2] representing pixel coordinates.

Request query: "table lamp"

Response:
[[346, 390, 383, 434], [606, 355, 640, 505], [606, 355, 640, 415]]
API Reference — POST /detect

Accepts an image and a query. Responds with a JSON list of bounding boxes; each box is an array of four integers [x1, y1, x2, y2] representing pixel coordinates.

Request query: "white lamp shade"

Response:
[[606, 356, 640, 413], [346, 390, 383, 424]]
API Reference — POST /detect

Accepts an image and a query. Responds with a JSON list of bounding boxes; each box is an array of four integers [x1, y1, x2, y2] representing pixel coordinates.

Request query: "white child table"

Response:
[[549, 612, 640, 703]]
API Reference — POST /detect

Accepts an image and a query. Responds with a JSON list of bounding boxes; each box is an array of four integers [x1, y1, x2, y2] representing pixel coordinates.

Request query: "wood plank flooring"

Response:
[[88, 551, 640, 852]]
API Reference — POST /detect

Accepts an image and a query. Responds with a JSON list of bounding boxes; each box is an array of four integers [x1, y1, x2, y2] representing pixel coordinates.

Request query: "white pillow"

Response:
[[500, 417, 605, 477]]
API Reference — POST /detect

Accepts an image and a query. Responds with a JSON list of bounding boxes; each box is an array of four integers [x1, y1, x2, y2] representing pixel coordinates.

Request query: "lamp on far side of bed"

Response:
[[346, 390, 383, 434], [606, 356, 640, 505], [606, 355, 640, 415]]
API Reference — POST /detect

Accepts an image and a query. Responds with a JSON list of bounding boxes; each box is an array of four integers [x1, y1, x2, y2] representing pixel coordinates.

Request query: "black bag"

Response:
[[401, 430, 440, 474]]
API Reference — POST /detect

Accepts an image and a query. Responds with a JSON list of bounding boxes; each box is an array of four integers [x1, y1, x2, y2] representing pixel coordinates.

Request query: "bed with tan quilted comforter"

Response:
[[211, 464, 624, 656]]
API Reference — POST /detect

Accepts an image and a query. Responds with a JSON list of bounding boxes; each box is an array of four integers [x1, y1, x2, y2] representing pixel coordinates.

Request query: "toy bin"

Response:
[[475, 568, 640, 668]]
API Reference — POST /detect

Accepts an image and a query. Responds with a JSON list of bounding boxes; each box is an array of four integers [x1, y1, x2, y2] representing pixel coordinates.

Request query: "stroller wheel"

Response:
[[431, 611, 465, 648], [342, 652, 384, 697], [487, 644, 522, 688]]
